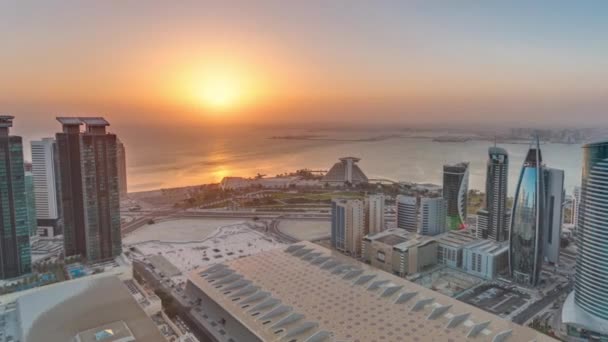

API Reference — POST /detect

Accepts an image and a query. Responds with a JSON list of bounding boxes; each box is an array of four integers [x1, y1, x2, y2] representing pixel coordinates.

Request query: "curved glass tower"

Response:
[[575, 140, 608, 320], [509, 141, 544, 286]]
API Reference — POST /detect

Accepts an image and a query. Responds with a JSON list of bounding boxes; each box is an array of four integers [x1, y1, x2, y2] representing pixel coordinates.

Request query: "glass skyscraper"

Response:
[[483, 147, 509, 241], [509, 140, 544, 286], [0, 116, 31, 279]]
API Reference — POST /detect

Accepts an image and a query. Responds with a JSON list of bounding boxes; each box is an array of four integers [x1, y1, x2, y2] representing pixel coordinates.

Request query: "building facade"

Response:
[[562, 140, 608, 340], [572, 185, 581, 231], [396, 195, 417, 232], [443, 162, 469, 230], [322, 157, 369, 186], [331, 198, 365, 257], [462, 240, 509, 280], [24, 168, 37, 237], [117, 138, 128, 199], [543, 167, 564, 265], [0, 116, 31, 279], [56, 117, 122, 261], [419, 197, 446, 236], [366, 194, 385, 234], [484, 147, 509, 241], [31, 138, 62, 236], [509, 140, 544, 286]]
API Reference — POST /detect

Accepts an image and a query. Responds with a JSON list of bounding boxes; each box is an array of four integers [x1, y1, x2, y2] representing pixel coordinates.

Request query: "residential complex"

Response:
[[509, 140, 544, 286], [322, 157, 369, 186], [185, 242, 555, 342], [562, 139, 608, 340], [56, 117, 122, 261], [478, 147, 509, 242], [443, 162, 469, 230], [0, 116, 31, 279], [330, 198, 365, 257], [30, 137, 61, 236], [365, 194, 385, 234]]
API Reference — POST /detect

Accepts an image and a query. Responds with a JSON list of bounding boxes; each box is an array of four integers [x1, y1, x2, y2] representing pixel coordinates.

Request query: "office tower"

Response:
[[396, 195, 417, 232], [323, 157, 369, 186], [117, 138, 128, 199], [419, 197, 447, 236], [543, 168, 564, 264], [56, 117, 122, 261], [366, 194, 385, 234], [0, 116, 31, 278], [31, 138, 61, 236], [509, 139, 544, 286], [443, 162, 469, 230], [331, 199, 365, 257], [484, 147, 509, 241], [23, 165, 37, 237], [572, 186, 581, 230], [476, 209, 488, 239]]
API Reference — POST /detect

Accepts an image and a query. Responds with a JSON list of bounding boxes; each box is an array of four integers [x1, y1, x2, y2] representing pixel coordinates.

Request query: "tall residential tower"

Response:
[[443, 162, 469, 230], [0, 116, 31, 278], [479, 147, 509, 241], [56, 117, 122, 261], [31, 138, 61, 236]]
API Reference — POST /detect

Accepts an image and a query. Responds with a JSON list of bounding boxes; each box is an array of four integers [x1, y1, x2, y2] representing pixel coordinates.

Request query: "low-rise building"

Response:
[[436, 230, 478, 268], [462, 240, 509, 280], [362, 228, 437, 276]]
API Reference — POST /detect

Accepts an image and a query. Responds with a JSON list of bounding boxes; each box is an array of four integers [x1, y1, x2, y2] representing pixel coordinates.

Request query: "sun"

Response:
[[198, 73, 241, 110]]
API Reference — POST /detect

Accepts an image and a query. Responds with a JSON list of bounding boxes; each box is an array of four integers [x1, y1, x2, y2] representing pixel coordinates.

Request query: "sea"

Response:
[[122, 126, 584, 196]]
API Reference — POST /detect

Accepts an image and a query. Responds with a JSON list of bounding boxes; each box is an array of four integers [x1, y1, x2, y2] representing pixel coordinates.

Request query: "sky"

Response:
[[1, 1, 607, 133]]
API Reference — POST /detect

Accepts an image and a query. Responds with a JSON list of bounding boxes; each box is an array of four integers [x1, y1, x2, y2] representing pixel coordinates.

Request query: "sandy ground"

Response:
[[278, 220, 330, 241], [123, 218, 245, 243]]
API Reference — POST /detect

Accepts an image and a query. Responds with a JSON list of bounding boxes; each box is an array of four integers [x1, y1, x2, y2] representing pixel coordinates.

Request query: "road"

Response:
[[512, 281, 573, 324]]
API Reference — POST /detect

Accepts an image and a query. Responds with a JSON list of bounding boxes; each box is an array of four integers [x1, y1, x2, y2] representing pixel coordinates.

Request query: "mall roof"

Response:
[[189, 241, 556, 342]]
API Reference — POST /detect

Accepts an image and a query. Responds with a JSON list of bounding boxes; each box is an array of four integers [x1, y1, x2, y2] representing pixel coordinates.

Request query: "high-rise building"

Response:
[[396, 195, 417, 232], [484, 147, 509, 241], [56, 117, 122, 261], [543, 167, 564, 265], [561, 140, 608, 340], [509, 139, 544, 286], [23, 166, 37, 237], [419, 197, 447, 236], [31, 138, 61, 236], [443, 162, 469, 230], [331, 198, 365, 257], [0, 116, 31, 279], [572, 186, 581, 231], [117, 138, 128, 199], [365, 194, 385, 234]]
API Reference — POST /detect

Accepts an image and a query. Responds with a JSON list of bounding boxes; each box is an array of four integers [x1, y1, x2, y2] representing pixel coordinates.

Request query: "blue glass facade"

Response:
[[509, 146, 544, 286], [331, 200, 346, 250], [575, 140, 608, 320]]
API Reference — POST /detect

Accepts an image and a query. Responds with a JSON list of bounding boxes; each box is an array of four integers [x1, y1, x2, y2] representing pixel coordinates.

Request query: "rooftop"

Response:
[[463, 239, 509, 256], [189, 241, 555, 342], [436, 230, 478, 248], [13, 275, 165, 342], [75, 320, 135, 342], [56, 117, 110, 126]]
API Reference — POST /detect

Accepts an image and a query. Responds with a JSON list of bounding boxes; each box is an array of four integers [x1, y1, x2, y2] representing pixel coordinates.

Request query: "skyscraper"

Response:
[[366, 194, 385, 234], [0, 116, 31, 279], [331, 198, 365, 257], [572, 186, 581, 231], [396, 195, 417, 232], [562, 140, 608, 340], [419, 197, 447, 236], [117, 138, 128, 199], [31, 138, 61, 236], [443, 162, 469, 230], [56, 117, 122, 261], [509, 139, 544, 286], [23, 165, 37, 237], [543, 167, 564, 265], [481, 147, 509, 241]]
